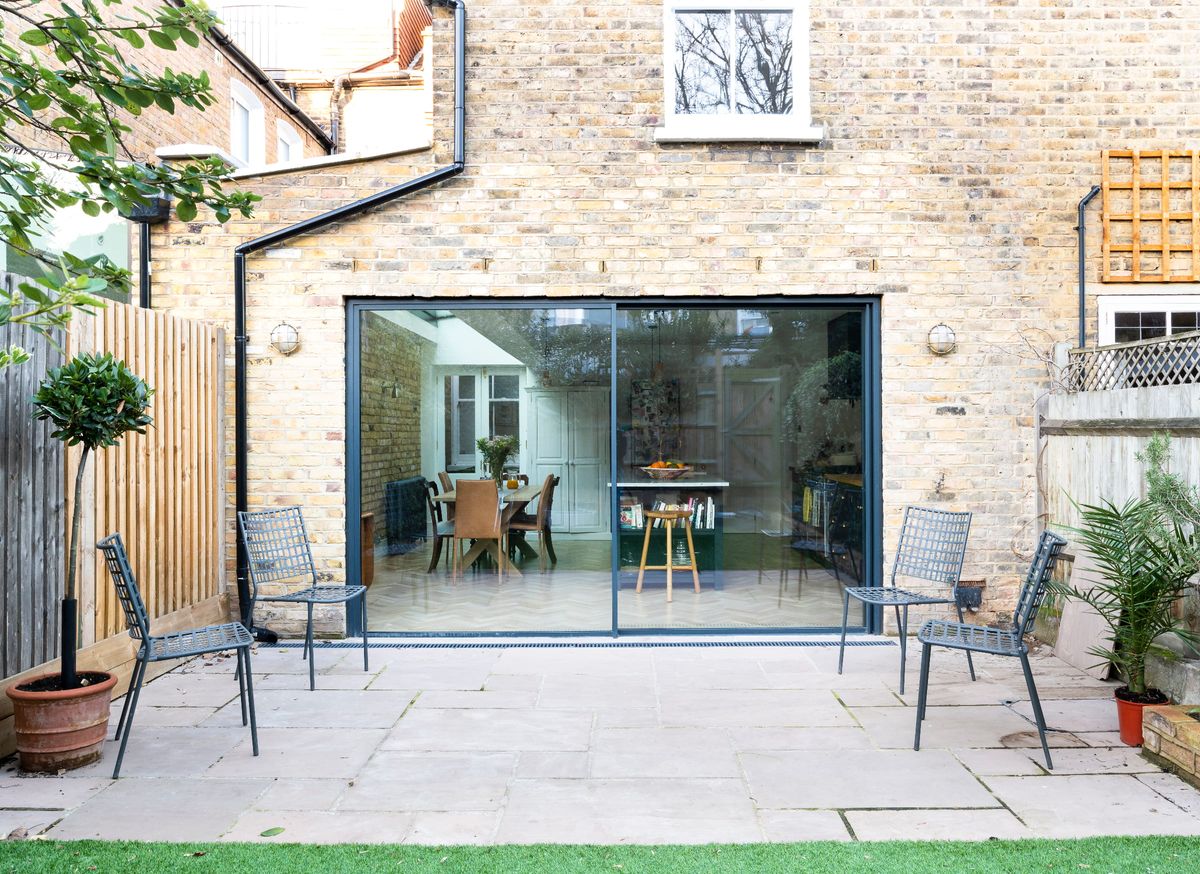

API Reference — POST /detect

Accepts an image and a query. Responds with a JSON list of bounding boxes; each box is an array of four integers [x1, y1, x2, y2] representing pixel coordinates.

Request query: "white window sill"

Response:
[[654, 121, 825, 144]]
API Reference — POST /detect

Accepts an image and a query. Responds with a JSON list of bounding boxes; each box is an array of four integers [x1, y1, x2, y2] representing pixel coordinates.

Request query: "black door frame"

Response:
[[344, 296, 882, 637]]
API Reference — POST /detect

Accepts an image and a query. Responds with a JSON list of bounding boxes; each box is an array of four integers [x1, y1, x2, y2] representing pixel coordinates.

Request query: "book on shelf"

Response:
[[617, 493, 718, 531]]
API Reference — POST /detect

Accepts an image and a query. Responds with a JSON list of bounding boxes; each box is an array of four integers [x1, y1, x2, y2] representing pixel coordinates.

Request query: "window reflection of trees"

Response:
[[674, 11, 792, 115]]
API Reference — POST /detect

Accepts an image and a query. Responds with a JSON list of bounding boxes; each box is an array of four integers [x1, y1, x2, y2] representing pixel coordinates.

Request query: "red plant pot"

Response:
[[5, 672, 117, 772], [1114, 688, 1169, 747]]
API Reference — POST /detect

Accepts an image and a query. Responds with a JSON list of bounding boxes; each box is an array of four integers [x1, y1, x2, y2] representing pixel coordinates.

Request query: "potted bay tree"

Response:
[[5, 353, 152, 771]]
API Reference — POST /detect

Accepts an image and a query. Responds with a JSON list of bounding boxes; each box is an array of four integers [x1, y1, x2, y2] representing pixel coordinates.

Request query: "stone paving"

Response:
[[3, 638, 1200, 845]]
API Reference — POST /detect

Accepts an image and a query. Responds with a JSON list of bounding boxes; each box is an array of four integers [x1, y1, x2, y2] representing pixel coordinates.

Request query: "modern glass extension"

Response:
[[346, 300, 880, 635]]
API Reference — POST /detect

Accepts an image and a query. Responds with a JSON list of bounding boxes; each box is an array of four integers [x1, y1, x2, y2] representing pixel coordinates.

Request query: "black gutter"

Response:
[[231, 0, 467, 635], [138, 227, 151, 308], [1076, 185, 1102, 348]]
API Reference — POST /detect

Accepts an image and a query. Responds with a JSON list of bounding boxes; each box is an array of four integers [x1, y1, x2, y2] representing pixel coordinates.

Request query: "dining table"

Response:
[[433, 480, 544, 575]]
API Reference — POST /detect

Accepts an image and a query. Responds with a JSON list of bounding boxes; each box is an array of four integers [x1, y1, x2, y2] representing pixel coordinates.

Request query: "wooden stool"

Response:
[[635, 508, 700, 602]]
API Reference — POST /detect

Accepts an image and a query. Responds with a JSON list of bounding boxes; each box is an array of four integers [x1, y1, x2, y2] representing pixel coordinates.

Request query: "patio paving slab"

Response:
[[250, 778, 350, 811], [951, 748, 1046, 776], [0, 809, 59, 838], [50, 777, 267, 841], [1010, 697, 1119, 733], [207, 727, 388, 779], [845, 808, 1033, 841], [756, 809, 853, 842], [223, 809, 415, 844], [0, 773, 111, 809], [740, 749, 999, 809], [590, 727, 741, 779], [854, 704, 1034, 750], [1035, 746, 1160, 775], [381, 707, 593, 752], [339, 752, 515, 811], [986, 774, 1200, 837], [496, 778, 762, 844], [1138, 772, 1200, 816], [69, 727, 244, 779], [211, 688, 414, 729], [659, 689, 854, 727]]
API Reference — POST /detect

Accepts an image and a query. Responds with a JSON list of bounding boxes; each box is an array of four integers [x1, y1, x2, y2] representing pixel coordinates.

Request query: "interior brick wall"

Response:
[[359, 312, 427, 544], [147, 0, 1200, 632]]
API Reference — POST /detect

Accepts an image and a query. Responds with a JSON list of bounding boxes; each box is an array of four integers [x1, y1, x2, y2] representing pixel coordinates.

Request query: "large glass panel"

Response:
[[360, 306, 613, 633], [674, 11, 731, 114], [615, 307, 866, 630], [734, 11, 792, 114]]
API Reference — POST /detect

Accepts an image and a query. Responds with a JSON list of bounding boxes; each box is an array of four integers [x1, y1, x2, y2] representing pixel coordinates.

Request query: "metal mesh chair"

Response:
[[914, 529, 1068, 769], [97, 533, 258, 779], [238, 507, 368, 691], [838, 506, 974, 694]]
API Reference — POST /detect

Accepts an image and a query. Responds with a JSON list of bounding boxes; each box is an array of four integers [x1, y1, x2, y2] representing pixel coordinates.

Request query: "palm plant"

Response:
[[1050, 497, 1200, 699]]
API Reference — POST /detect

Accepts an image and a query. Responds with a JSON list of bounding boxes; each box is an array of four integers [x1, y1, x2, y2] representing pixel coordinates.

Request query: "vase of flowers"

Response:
[[476, 435, 519, 484]]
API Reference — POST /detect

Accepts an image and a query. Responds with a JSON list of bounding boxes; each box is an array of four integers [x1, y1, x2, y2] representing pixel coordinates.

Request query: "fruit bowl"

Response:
[[640, 464, 693, 480]]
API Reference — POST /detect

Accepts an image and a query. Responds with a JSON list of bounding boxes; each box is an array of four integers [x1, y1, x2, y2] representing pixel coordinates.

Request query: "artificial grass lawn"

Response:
[[2, 837, 1198, 874]]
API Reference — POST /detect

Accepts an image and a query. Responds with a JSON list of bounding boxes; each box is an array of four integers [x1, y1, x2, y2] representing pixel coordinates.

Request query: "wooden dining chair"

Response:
[[437, 471, 455, 521], [452, 479, 506, 579], [424, 479, 455, 573], [508, 474, 559, 570]]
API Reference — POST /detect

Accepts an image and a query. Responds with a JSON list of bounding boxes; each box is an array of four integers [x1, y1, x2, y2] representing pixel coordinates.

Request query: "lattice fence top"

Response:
[[1102, 149, 1200, 283], [1065, 329, 1200, 391]]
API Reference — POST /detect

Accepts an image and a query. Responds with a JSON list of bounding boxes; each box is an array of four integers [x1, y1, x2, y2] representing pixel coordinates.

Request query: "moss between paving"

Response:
[[1, 837, 1198, 873]]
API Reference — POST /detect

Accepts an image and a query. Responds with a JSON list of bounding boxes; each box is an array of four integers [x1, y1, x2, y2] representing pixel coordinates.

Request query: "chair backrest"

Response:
[[453, 479, 502, 539], [890, 506, 972, 589], [438, 471, 455, 520], [97, 533, 151, 642], [535, 474, 559, 527], [1011, 529, 1069, 636], [425, 478, 443, 527], [237, 507, 319, 600]]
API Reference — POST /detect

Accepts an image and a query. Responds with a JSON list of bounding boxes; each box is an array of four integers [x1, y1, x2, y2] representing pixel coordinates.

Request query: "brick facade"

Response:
[[148, 1, 1200, 631]]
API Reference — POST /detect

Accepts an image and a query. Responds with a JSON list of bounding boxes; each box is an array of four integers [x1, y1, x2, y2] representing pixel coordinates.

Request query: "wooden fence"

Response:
[[0, 321, 64, 679], [2, 302, 227, 754], [70, 303, 227, 646]]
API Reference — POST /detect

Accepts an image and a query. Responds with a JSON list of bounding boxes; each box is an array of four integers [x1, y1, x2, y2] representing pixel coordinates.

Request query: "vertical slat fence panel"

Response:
[[80, 303, 226, 641], [0, 320, 64, 679]]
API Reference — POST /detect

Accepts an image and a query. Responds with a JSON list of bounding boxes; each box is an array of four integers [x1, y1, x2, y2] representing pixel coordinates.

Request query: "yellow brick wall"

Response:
[[149, 0, 1200, 631]]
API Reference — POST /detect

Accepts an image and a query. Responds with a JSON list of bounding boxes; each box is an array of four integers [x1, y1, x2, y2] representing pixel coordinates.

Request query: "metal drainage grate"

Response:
[[265, 639, 896, 651]]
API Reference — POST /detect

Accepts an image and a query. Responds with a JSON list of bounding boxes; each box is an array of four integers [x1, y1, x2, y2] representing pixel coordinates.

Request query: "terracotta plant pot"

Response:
[[5, 672, 117, 772], [1114, 688, 1169, 747]]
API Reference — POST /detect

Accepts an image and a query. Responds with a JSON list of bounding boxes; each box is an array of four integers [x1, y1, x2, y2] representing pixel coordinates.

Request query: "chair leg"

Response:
[[1020, 652, 1053, 770], [112, 656, 148, 779], [428, 535, 443, 573], [896, 604, 908, 696], [242, 645, 260, 757], [665, 520, 674, 603], [543, 527, 556, 565], [361, 590, 370, 672], [837, 590, 852, 675], [306, 601, 316, 692], [684, 521, 700, 593], [913, 642, 932, 751], [955, 599, 978, 682], [114, 656, 147, 742], [635, 523, 652, 593], [538, 531, 547, 573], [237, 647, 248, 727]]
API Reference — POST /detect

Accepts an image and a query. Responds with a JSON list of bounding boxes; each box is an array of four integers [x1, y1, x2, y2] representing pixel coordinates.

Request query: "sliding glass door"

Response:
[[347, 300, 876, 635]]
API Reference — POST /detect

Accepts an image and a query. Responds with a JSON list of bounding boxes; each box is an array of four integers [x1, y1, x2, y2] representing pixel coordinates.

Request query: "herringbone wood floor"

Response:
[[366, 535, 855, 633]]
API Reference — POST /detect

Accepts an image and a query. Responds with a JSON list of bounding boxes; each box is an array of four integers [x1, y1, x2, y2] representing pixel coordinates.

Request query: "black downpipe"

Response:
[[138, 226, 151, 309], [1076, 185, 1101, 348], [231, 0, 467, 638]]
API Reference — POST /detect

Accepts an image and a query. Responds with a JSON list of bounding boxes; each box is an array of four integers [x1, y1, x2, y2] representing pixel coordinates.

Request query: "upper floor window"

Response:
[[276, 120, 303, 164], [229, 80, 265, 167], [656, 1, 822, 143]]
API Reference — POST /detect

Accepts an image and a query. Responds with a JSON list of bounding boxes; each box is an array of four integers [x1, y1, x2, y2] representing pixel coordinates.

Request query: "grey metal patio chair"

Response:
[[97, 533, 259, 779], [914, 529, 1068, 769], [238, 506, 368, 691], [838, 506, 974, 694]]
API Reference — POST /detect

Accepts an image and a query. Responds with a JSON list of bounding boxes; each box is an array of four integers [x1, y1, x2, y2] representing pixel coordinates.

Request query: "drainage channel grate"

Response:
[[266, 639, 896, 651]]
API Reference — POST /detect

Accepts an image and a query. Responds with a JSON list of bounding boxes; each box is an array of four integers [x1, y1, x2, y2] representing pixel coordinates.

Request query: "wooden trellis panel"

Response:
[[1102, 149, 1200, 282]]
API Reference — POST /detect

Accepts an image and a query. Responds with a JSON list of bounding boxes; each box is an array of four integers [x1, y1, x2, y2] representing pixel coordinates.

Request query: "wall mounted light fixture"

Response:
[[269, 322, 301, 356], [927, 323, 957, 356]]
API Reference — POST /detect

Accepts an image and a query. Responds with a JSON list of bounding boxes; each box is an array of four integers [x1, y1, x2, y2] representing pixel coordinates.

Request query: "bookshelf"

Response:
[[614, 476, 728, 590]]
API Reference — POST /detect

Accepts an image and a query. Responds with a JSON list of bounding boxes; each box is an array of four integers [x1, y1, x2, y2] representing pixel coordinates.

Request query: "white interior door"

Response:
[[568, 390, 609, 533], [529, 390, 568, 529]]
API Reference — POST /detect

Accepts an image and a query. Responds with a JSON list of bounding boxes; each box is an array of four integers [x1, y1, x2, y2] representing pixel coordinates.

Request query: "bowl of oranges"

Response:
[[640, 460, 692, 480]]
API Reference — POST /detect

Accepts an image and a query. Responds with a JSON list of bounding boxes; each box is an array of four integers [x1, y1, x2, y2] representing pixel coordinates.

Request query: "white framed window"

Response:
[[656, 0, 822, 143], [276, 119, 303, 164], [229, 80, 265, 167], [1098, 295, 1200, 345]]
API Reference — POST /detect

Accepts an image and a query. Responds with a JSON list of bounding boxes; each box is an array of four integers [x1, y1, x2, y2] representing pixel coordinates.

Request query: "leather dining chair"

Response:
[[452, 479, 507, 579]]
